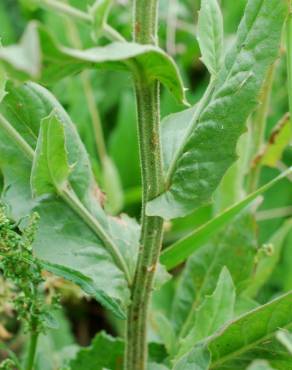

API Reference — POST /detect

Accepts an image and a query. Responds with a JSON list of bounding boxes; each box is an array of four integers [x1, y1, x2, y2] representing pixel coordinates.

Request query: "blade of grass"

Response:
[[160, 167, 292, 270]]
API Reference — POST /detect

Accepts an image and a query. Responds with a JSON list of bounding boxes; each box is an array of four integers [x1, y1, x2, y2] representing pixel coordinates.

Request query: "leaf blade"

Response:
[[198, 0, 224, 76], [0, 22, 186, 104], [147, 0, 288, 219]]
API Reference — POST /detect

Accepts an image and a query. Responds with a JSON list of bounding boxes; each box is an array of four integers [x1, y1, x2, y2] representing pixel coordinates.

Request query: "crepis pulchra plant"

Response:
[[0, 0, 291, 369]]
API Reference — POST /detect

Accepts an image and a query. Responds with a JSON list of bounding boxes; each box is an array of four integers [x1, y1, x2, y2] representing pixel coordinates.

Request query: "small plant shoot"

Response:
[[0, 0, 291, 369]]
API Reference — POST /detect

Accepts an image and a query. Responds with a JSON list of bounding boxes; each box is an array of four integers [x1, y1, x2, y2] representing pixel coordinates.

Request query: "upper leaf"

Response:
[[197, 0, 224, 76], [0, 22, 186, 104], [147, 0, 287, 219]]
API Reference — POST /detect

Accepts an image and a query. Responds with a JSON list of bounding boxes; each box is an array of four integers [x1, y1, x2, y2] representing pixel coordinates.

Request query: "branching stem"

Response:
[[125, 1, 164, 369]]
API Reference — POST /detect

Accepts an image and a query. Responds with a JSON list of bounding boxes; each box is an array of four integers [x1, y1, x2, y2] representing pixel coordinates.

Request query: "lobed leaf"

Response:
[[147, 0, 288, 219], [0, 82, 140, 318]]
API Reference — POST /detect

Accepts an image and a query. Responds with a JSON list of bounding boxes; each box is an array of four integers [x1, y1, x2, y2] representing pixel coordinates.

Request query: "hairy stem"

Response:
[[24, 330, 38, 370], [125, 1, 164, 369]]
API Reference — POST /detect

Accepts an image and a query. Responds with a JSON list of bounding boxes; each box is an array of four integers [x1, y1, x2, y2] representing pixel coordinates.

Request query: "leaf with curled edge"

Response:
[[147, 0, 288, 219], [0, 22, 186, 105]]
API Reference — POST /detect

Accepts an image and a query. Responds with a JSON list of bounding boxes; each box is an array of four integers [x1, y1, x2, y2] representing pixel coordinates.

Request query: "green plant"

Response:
[[0, 0, 291, 369]]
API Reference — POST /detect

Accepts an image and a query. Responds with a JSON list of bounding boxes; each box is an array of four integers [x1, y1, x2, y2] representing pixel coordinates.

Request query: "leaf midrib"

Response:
[[164, 0, 266, 188]]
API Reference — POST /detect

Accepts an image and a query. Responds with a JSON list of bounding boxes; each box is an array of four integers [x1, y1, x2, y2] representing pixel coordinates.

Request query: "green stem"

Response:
[[286, 3, 292, 124], [24, 330, 38, 370], [125, 1, 164, 369]]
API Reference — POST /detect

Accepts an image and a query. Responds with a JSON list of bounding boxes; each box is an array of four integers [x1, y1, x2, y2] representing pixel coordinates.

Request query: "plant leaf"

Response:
[[173, 345, 211, 370], [160, 169, 291, 270], [207, 292, 292, 368], [178, 267, 235, 357], [171, 212, 257, 337], [197, 0, 224, 76], [68, 331, 124, 370], [0, 82, 140, 318], [31, 112, 70, 196], [147, 0, 287, 219], [0, 22, 186, 104]]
